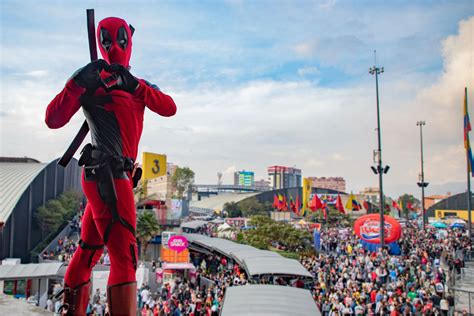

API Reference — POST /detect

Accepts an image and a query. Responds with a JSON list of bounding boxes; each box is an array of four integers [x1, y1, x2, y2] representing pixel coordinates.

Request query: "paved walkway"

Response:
[[0, 294, 52, 315]]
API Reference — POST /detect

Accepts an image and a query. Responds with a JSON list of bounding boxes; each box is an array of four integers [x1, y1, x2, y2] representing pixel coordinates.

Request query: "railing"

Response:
[[37, 217, 78, 263]]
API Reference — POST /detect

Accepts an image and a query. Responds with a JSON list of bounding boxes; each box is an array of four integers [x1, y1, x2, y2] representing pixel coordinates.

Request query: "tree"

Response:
[[237, 197, 269, 217], [223, 201, 242, 217], [35, 191, 82, 238], [398, 194, 420, 219], [171, 167, 195, 199], [136, 210, 160, 260]]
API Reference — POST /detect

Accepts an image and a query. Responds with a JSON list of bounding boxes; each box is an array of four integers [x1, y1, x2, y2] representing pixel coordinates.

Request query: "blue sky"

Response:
[[1, 0, 473, 198]]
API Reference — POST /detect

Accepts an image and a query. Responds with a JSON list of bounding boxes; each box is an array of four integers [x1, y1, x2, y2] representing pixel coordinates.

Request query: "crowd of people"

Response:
[[301, 222, 472, 315], [137, 251, 248, 315]]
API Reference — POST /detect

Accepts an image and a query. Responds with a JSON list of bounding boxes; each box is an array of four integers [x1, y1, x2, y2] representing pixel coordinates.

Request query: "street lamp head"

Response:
[[380, 67, 384, 73]]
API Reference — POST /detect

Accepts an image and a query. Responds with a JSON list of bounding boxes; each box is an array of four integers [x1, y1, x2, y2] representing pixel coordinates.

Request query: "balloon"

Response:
[[354, 214, 402, 244]]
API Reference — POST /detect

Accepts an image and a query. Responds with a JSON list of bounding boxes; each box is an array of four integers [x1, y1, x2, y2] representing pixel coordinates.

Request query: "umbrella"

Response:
[[450, 222, 465, 229], [430, 222, 448, 229]]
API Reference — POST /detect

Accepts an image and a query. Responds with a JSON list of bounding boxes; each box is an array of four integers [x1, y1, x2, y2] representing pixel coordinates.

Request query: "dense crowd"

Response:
[[301, 222, 472, 315], [137, 251, 248, 315]]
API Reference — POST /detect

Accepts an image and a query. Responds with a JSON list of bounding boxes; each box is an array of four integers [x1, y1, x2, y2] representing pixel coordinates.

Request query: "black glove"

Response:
[[73, 59, 109, 93], [106, 63, 139, 93]]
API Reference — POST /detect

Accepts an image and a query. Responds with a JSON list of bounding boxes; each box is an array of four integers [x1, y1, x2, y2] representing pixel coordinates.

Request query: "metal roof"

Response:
[[221, 285, 321, 316], [0, 162, 47, 223], [184, 234, 312, 278], [180, 220, 209, 230], [0, 262, 64, 280]]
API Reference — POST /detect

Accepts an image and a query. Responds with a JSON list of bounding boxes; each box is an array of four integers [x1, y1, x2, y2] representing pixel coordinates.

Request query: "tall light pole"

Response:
[[369, 52, 389, 249], [417, 121, 429, 229]]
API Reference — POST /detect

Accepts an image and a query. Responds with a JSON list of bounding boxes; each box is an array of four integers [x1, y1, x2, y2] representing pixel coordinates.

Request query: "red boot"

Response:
[[60, 280, 91, 315], [107, 281, 137, 315]]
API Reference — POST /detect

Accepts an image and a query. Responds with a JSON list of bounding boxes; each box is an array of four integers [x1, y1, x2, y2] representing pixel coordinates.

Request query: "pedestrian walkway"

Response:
[[0, 294, 52, 315]]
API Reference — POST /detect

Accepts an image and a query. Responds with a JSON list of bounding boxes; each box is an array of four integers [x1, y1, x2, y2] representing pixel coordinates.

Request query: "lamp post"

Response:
[[417, 121, 429, 230], [369, 56, 389, 249]]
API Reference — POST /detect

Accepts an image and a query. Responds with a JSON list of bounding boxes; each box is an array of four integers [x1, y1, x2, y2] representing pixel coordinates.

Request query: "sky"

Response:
[[0, 0, 473, 199]]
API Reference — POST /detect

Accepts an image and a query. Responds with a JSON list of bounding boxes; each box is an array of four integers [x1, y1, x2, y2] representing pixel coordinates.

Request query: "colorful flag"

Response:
[[322, 202, 328, 220], [407, 201, 414, 211], [345, 192, 361, 211], [281, 195, 288, 211], [335, 194, 345, 214], [302, 178, 312, 215], [290, 196, 297, 214], [464, 87, 474, 176], [272, 194, 279, 209], [295, 194, 301, 216], [392, 200, 401, 211], [310, 194, 323, 211]]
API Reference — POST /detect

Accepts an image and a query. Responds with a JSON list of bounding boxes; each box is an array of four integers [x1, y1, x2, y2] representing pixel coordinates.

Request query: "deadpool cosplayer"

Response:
[[45, 17, 176, 315]]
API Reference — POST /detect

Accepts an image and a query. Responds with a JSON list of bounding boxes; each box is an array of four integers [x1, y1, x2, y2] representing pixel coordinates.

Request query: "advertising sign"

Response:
[[354, 214, 402, 244], [169, 199, 183, 219], [161, 231, 176, 250], [168, 236, 188, 253], [142, 152, 167, 181]]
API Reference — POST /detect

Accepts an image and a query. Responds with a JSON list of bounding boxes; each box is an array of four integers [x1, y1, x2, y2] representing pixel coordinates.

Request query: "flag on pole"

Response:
[[282, 195, 288, 211], [272, 194, 279, 209], [310, 194, 323, 211], [464, 87, 474, 176], [392, 200, 401, 211], [345, 192, 361, 211], [407, 201, 414, 211], [335, 194, 346, 214], [290, 195, 297, 214], [322, 202, 328, 220], [295, 194, 301, 216], [302, 178, 312, 216]]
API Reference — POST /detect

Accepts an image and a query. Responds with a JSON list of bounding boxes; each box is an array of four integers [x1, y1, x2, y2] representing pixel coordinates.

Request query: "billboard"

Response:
[[169, 199, 183, 219], [142, 152, 167, 181]]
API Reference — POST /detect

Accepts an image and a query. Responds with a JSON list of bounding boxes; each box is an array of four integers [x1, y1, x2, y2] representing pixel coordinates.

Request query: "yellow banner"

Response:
[[302, 177, 312, 215], [142, 152, 167, 181]]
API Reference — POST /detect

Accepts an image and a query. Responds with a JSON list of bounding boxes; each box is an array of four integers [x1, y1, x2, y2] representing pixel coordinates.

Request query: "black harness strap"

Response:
[[79, 239, 104, 250]]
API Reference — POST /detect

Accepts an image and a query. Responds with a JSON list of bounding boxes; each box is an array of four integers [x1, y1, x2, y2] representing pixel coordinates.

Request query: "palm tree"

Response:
[[136, 210, 160, 260]]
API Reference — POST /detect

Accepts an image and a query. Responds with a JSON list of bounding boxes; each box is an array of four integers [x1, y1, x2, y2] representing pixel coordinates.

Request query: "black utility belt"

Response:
[[79, 144, 133, 177]]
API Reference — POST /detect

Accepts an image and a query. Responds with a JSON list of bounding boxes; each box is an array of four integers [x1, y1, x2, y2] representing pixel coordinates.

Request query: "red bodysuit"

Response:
[[45, 17, 176, 290]]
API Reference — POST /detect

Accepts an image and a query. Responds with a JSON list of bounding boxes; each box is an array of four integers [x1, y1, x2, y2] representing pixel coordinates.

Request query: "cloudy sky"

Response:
[[1, 0, 473, 199]]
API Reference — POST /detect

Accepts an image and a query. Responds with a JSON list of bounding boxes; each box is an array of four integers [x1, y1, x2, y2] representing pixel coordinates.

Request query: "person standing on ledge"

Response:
[[46, 16, 176, 315]]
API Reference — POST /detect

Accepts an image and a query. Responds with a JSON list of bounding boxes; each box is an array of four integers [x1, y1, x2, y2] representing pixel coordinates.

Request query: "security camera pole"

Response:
[[417, 121, 428, 230]]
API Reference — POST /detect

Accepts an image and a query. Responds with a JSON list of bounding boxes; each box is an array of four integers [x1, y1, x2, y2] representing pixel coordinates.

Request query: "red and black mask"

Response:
[[97, 17, 135, 68]]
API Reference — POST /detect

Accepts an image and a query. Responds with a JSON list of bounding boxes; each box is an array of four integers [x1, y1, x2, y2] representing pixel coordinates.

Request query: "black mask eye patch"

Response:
[[117, 26, 128, 50], [100, 28, 113, 52]]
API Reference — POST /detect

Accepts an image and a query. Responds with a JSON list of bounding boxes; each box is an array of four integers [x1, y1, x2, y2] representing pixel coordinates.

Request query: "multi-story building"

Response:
[[424, 194, 449, 209], [267, 166, 302, 189], [233, 171, 255, 187], [254, 179, 271, 191], [309, 177, 346, 192], [359, 187, 380, 204], [144, 162, 178, 203]]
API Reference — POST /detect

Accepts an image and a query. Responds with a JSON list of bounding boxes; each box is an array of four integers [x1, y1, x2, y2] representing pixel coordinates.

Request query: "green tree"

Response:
[[398, 194, 419, 219], [171, 167, 195, 199], [35, 191, 82, 238], [238, 197, 269, 217], [223, 201, 242, 217], [136, 210, 160, 260]]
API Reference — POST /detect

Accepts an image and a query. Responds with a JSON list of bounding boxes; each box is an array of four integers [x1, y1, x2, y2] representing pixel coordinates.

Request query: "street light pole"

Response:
[[369, 53, 387, 249], [417, 121, 429, 230]]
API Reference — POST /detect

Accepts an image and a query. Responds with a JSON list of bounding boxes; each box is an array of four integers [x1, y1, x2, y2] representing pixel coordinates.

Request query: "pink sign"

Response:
[[167, 236, 188, 253]]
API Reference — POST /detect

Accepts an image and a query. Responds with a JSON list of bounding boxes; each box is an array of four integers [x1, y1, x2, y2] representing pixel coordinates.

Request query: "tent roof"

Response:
[[221, 285, 321, 316], [180, 220, 208, 230], [184, 234, 312, 278], [0, 262, 64, 280]]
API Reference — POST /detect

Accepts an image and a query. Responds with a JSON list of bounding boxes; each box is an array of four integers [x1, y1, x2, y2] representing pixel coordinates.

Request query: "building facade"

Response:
[[308, 177, 346, 192], [267, 166, 302, 189], [233, 171, 255, 187]]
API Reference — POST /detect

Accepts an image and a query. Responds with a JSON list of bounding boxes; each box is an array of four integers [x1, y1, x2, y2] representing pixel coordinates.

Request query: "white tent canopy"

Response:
[[221, 285, 321, 316], [184, 234, 312, 278], [0, 262, 64, 280]]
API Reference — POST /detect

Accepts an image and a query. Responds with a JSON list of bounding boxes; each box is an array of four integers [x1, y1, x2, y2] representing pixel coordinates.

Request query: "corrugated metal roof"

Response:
[[221, 285, 321, 316], [0, 262, 64, 280], [0, 162, 47, 223]]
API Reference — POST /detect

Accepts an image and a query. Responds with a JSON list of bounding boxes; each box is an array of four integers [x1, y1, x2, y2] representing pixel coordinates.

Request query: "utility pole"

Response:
[[369, 51, 389, 249], [417, 121, 429, 230]]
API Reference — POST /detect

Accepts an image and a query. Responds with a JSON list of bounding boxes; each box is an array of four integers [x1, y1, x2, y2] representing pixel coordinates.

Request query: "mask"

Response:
[[97, 17, 135, 68]]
